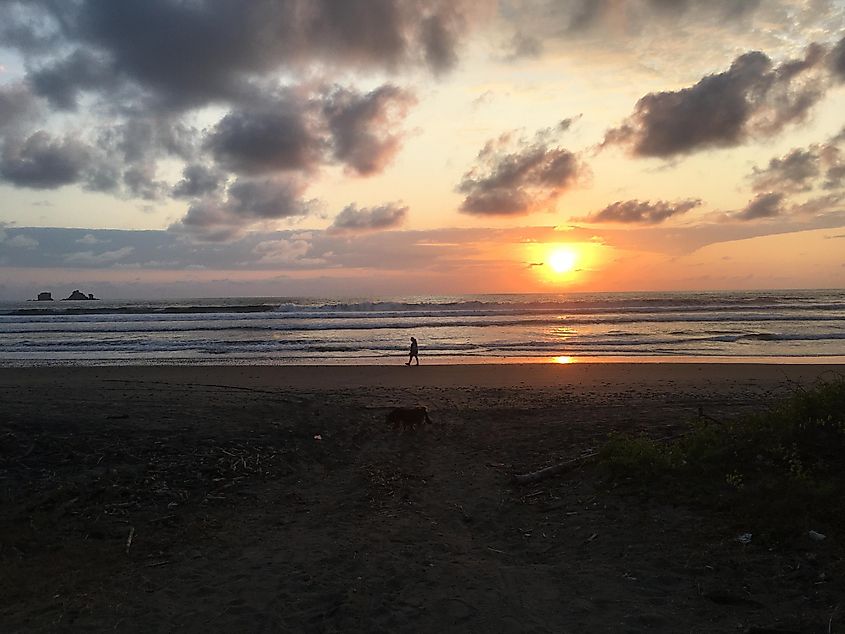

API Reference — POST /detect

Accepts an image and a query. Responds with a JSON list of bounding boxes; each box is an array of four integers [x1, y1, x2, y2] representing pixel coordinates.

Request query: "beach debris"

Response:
[[808, 530, 826, 541], [125, 526, 135, 555], [313, 434, 322, 441], [736, 533, 753, 544]]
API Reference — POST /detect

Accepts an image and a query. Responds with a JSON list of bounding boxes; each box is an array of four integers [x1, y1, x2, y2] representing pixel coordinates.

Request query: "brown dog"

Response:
[[386, 406, 432, 431]]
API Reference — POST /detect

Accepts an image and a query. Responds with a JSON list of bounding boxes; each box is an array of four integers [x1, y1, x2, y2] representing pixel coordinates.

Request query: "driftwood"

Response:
[[511, 427, 697, 486], [511, 452, 597, 485]]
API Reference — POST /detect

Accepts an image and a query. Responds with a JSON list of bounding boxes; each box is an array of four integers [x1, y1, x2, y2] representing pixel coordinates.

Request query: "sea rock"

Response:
[[64, 290, 98, 301], [36, 292, 53, 301]]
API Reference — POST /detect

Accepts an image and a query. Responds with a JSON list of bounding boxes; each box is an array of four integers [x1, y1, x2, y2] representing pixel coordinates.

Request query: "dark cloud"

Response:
[[520, 0, 762, 37], [458, 127, 587, 216], [504, 32, 543, 61], [750, 130, 845, 193], [831, 34, 845, 80], [172, 164, 224, 199], [324, 85, 416, 176], [604, 45, 831, 158], [17, 118, 191, 199], [226, 178, 311, 220], [0, 83, 41, 131], [207, 100, 323, 175], [207, 84, 415, 177], [170, 177, 312, 241], [0, 3, 59, 53], [70, 117, 200, 199], [579, 199, 702, 224], [3, 0, 486, 112], [329, 202, 408, 233], [790, 193, 845, 216], [750, 148, 821, 193], [0, 131, 90, 189], [27, 49, 116, 110], [122, 164, 167, 201], [735, 192, 785, 220]]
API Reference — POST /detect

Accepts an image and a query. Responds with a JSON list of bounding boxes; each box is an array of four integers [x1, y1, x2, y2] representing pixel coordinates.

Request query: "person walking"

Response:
[[406, 337, 419, 366]]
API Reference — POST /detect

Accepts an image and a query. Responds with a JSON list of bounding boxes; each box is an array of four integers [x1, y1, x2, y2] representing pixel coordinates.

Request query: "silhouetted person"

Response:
[[406, 337, 419, 366]]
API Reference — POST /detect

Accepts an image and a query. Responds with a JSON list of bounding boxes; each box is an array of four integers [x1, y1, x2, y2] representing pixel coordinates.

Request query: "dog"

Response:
[[386, 406, 432, 431]]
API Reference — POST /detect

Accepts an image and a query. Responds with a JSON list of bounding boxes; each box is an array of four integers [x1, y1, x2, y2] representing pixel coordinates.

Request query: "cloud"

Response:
[[0, 83, 41, 131], [169, 176, 313, 241], [603, 44, 833, 158], [226, 178, 311, 219], [329, 202, 408, 233], [832, 34, 845, 80], [64, 246, 135, 265], [750, 131, 845, 193], [5, 219, 845, 288], [750, 148, 822, 193], [790, 193, 845, 216], [0, 131, 90, 189], [28, 49, 117, 110], [6, 234, 39, 249], [252, 237, 325, 267], [560, 0, 762, 33], [3, 1, 488, 112], [578, 199, 702, 224], [502, 32, 543, 61], [76, 233, 108, 245], [734, 192, 785, 221], [207, 96, 323, 175], [323, 85, 417, 176], [458, 124, 588, 216], [207, 84, 416, 177], [172, 164, 225, 198], [0, 2, 470, 230]]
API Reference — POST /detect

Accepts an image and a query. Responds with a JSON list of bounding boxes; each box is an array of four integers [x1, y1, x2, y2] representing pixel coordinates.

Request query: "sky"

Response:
[[0, 0, 844, 299]]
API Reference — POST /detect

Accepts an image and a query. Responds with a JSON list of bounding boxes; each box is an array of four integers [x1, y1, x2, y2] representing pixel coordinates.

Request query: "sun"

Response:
[[548, 247, 578, 274]]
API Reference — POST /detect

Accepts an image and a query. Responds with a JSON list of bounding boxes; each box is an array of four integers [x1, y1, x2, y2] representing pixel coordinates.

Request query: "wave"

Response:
[[5, 294, 845, 318], [2, 291, 843, 365], [3, 312, 845, 335], [5, 303, 279, 317], [4, 330, 845, 354]]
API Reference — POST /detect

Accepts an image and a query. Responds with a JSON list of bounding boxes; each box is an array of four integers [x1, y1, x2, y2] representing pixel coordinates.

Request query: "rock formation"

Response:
[[36, 292, 53, 301], [64, 290, 99, 301]]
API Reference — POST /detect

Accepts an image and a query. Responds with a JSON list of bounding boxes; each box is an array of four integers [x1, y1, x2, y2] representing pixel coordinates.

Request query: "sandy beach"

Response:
[[1, 363, 843, 632]]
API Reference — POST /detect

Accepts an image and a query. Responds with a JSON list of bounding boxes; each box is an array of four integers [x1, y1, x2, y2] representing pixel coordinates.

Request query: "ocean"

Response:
[[1, 289, 844, 366]]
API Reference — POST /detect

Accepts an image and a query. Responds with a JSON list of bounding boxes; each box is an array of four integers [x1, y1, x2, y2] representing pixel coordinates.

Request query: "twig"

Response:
[[511, 453, 597, 485], [513, 430, 691, 486], [143, 560, 171, 568], [125, 526, 135, 555]]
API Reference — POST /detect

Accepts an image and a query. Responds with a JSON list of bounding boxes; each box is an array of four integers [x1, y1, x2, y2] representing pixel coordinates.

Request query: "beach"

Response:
[[2, 363, 843, 632]]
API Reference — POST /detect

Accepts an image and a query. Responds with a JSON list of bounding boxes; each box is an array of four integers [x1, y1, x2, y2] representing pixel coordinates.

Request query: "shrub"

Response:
[[599, 378, 845, 535]]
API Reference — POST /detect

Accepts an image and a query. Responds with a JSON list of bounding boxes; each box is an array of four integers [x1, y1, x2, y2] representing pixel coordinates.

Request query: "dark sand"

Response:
[[1, 364, 843, 632]]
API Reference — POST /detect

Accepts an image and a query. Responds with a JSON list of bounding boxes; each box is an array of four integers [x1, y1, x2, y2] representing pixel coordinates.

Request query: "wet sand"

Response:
[[1, 363, 843, 632]]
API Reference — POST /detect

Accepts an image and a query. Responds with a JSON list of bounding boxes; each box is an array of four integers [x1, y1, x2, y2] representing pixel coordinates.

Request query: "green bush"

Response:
[[600, 378, 845, 535]]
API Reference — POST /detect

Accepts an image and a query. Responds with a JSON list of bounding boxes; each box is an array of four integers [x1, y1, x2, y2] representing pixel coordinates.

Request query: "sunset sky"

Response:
[[1, 0, 844, 299]]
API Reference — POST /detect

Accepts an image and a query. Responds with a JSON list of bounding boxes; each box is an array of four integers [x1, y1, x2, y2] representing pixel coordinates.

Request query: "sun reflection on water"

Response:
[[552, 355, 575, 364]]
